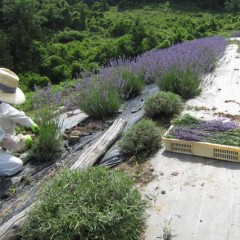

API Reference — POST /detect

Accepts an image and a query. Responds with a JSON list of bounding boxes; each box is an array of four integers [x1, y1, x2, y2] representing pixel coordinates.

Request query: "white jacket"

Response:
[[0, 103, 34, 151]]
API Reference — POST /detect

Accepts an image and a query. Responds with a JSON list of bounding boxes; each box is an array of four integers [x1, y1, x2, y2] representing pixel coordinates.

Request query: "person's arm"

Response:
[[3, 103, 34, 128]]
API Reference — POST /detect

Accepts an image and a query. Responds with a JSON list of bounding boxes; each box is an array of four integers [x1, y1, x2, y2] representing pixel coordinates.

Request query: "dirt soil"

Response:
[[115, 158, 157, 188]]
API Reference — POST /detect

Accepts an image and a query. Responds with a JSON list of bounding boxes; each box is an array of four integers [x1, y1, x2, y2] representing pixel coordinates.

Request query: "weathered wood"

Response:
[[0, 118, 126, 240], [71, 118, 127, 169], [59, 109, 88, 133], [0, 206, 32, 240]]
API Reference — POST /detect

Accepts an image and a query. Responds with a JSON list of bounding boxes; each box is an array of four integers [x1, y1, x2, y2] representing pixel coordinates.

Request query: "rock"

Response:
[[71, 130, 82, 136], [68, 135, 80, 145], [161, 190, 166, 195], [63, 133, 68, 140]]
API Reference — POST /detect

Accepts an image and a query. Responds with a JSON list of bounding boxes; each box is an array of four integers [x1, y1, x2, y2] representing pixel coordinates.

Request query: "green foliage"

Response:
[[144, 91, 184, 118], [206, 128, 240, 146], [119, 119, 162, 160], [122, 68, 145, 99], [29, 86, 63, 163], [158, 65, 201, 99], [171, 114, 202, 127], [75, 76, 122, 119], [19, 72, 50, 91], [225, 0, 240, 13], [117, 34, 135, 57], [21, 167, 146, 240], [0, 0, 238, 88], [30, 115, 63, 163], [109, 19, 132, 37], [55, 29, 85, 43]]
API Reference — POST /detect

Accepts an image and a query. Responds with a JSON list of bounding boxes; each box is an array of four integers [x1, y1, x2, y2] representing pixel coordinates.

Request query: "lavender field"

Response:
[[30, 36, 227, 119]]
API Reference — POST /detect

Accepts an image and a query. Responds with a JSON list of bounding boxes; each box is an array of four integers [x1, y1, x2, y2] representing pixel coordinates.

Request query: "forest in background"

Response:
[[0, 0, 239, 91]]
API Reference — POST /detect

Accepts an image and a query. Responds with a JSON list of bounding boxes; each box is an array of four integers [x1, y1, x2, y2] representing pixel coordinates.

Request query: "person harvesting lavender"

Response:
[[0, 68, 39, 176]]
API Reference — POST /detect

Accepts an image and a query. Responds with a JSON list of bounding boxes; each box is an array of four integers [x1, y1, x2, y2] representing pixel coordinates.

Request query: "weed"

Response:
[[162, 220, 175, 240]]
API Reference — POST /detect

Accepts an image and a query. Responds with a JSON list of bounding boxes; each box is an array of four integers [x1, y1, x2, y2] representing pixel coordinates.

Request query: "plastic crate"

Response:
[[162, 126, 240, 162]]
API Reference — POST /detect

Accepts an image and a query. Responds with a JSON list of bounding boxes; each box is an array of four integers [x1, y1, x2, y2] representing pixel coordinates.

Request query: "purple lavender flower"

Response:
[[170, 127, 205, 141], [195, 120, 237, 132]]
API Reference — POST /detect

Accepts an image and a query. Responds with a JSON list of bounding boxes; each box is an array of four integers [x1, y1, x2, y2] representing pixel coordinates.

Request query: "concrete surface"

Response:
[[142, 43, 240, 239], [142, 150, 240, 240]]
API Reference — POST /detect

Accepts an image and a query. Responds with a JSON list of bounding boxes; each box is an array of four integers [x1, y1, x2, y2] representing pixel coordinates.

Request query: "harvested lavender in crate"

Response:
[[166, 114, 240, 147]]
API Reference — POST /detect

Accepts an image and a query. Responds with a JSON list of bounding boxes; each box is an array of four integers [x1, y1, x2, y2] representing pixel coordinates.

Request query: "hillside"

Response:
[[0, 0, 239, 92]]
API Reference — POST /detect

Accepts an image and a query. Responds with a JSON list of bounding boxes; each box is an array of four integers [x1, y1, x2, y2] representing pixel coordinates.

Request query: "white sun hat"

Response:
[[0, 68, 25, 105]]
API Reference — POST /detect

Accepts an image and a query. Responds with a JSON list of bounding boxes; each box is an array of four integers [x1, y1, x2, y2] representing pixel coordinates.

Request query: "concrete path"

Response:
[[185, 43, 240, 120], [142, 42, 240, 239], [142, 150, 240, 240]]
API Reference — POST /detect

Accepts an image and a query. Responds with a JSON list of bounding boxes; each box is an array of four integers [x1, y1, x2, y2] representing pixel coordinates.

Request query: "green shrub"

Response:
[[122, 68, 145, 99], [30, 116, 63, 163], [75, 75, 122, 119], [158, 65, 201, 99], [119, 119, 162, 160], [30, 86, 63, 163], [19, 72, 50, 91], [21, 167, 146, 240], [55, 29, 85, 43], [144, 91, 183, 118]]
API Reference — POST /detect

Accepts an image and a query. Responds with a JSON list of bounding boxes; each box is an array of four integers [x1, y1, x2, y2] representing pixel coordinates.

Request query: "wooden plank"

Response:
[[71, 118, 127, 169], [0, 207, 32, 240]]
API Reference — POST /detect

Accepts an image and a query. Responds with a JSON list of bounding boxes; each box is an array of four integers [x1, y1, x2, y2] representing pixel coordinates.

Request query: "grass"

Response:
[[21, 167, 146, 240]]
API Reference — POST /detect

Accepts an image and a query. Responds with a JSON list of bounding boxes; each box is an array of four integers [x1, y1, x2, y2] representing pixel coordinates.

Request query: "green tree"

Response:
[[2, 0, 43, 71], [225, 0, 240, 13]]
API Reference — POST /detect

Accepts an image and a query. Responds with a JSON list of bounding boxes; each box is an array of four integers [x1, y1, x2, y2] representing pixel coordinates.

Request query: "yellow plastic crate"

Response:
[[162, 126, 240, 162]]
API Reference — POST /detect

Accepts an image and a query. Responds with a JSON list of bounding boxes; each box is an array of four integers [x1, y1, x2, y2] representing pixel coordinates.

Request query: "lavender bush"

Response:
[[30, 84, 63, 163], [32, 37, 227, 119], [159, 65, 201, 99], [144, 91, 183, 118], [139, 36, 227, 82], [119, 118, 162, 160], [73, 69, 123, 119]]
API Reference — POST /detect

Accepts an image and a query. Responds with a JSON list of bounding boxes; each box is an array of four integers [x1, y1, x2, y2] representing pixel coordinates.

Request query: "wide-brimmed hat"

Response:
[[0, 68, 25, 105]]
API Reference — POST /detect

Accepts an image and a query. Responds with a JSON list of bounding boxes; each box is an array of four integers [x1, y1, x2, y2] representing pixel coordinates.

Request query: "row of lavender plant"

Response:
[[138, 36, 227, 83], [31, 37, 227, 119]]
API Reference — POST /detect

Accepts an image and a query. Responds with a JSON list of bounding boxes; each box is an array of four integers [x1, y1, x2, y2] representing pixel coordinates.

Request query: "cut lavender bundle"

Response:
[[196, 120, 238, 132], [170, 127, 206, 142]]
